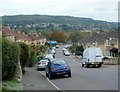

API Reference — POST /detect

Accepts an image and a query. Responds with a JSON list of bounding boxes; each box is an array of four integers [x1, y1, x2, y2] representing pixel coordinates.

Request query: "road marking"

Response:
[[39, 71, 63, 91]]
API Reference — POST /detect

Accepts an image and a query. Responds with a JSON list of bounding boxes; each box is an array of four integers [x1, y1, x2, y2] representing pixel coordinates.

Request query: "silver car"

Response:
[[37, 59, 49, 71]]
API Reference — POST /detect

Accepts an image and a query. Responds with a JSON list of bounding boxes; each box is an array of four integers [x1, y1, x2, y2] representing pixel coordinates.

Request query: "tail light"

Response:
[[51, 68, 56, 71], [37, 62, 41, 64], [65, 66, 69, 70]]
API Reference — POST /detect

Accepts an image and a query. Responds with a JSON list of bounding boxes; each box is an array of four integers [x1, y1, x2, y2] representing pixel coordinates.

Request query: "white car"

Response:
[[37, 59, 49, 71], [56, 45, 59, 48], [44, 54, 54, 60], [64, 50, 70, 56], [51, 49, 56, 54], [62, 48, 67, 51], [52, 47, 56, 50]]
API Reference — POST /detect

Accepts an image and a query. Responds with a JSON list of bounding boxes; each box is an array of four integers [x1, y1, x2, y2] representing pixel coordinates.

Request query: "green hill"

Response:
[[2, 15, 117, 31]]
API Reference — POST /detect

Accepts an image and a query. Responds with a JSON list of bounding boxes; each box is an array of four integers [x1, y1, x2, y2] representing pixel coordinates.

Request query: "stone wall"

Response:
[[103, 58, 119, 65]]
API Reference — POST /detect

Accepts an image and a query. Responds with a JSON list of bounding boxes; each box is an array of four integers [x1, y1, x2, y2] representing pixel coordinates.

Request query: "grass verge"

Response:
[[2, 78, 23, 92]]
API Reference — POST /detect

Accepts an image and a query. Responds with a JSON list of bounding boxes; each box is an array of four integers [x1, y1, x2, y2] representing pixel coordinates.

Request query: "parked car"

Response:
[[62, 48, 67, 51], [64, 50, 70, 56], [51, 49, 56, 54], [45, 59, 71, 79], [52, 47, 56, 50], [81, 47, 103, 68], [37, 59, 49, 71], [56, 45, 59, 48], [44, 54, 54, 60]]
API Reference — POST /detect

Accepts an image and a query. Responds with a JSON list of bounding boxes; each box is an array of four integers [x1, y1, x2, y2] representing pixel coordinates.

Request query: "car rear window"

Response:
[[96, 55, 101, 57], [52, 60, 67, 65], [40, 60, 49, 62]]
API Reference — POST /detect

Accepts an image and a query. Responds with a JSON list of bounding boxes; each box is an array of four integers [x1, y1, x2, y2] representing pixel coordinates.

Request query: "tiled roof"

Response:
[[2, 27, 32, 41], [28, 33, 45, 41], [2, 26, 45, 41], [79, 31, 118, 44]]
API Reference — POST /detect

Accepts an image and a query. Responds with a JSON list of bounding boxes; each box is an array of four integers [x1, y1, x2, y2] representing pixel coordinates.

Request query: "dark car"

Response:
[[45, 59, 71, 79]]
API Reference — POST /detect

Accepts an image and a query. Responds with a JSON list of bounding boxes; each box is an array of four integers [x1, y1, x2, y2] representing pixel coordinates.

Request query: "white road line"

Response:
[[39, 71, 62, 91]]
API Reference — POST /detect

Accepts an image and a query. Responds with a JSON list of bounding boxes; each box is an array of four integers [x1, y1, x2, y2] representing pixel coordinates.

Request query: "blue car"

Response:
[[45, 59, 71, 79]]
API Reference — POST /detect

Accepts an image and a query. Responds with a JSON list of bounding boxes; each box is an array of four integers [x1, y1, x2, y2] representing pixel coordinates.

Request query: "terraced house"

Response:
[[2, 26, 46, 46], [79, 31, 118, 57]]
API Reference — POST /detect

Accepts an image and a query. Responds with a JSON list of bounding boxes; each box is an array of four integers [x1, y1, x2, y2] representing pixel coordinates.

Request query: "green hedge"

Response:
[[28, 47, 36, 67], [19, 43, 29, 74], [2, 38, 20, 81], [75, 45, 84, 56]]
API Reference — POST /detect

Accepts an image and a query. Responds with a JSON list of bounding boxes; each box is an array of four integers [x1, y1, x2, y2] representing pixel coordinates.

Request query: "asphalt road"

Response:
[[22, 45, 118, 90]]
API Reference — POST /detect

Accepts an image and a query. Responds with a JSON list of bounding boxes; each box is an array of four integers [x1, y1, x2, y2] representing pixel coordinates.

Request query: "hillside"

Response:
[[2, 15, 118, 31]]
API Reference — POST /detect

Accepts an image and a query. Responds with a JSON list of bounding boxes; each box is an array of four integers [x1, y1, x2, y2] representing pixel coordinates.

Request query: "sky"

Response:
[[1, 0, 119, 22]]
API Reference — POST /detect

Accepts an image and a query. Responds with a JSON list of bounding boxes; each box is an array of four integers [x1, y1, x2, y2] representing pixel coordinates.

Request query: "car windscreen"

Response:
[[40, 60, 49, 62], [51, 60, 67, 65]]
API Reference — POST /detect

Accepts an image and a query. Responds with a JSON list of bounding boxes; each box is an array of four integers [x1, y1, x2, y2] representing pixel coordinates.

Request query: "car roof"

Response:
[[51, 58, 66, 62]]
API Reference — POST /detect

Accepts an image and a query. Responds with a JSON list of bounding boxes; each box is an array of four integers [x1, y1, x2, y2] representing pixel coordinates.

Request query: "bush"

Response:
[[75, 45, 84, 56], [19, 43, 29, 73], [2, 38, 20, 81], [28, 47, 36, 67], [75, 51, 83, 56], [69, 45, 75, 54]]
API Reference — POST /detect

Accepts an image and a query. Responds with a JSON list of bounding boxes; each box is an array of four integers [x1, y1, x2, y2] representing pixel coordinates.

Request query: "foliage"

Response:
[[19, 42, 29, 73], [50, 30, 67, 43], [75, 45, 84, 56], [69, 45, 75, 54], [2, 38, 20, 81], [2, 78, 23, 91], [2, 15, 117, 31], [28, 47, 36, 67], [69, 31, 83, 43]]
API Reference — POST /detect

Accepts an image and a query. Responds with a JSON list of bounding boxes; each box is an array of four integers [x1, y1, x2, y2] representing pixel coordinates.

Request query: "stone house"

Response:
[[2, 26, 46, 46]]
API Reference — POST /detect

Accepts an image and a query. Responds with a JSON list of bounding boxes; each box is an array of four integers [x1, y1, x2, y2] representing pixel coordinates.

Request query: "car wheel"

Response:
[[48, 74, 53, 80], [46, 72, 48, 77], [68, 72, 71, 77], [82, 64, 84, 67], [98, 64, 102, 67], [86, 64, 90, 68], [37, 68, 39, 71]]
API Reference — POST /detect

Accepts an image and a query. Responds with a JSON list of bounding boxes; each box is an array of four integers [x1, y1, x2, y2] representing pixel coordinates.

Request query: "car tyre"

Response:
[[86, 64, 90, 68], [98, 64, 102, 67], [46, 72, 48, 77], [37, 68, 39, 71], [82, 64, 84, 67], [68, 72, 71, 77], [48, 74, 53, 80]]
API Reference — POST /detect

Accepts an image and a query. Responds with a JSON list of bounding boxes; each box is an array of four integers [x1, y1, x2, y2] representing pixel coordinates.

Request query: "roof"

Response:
[[79, 31, 118, 45], [2, 27, 45, 41]]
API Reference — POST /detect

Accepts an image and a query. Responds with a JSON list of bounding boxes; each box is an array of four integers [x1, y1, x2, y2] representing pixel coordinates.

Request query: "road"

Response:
[[22, 45, 118, 90]]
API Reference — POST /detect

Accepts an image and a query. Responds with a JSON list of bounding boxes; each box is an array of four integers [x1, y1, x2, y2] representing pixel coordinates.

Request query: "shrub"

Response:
[[19, 43, 29, 73], [28, 47, 36, 67], [75, 45, 84, 56], [2, 38, 20, 81], [69, 45, 75, 54]]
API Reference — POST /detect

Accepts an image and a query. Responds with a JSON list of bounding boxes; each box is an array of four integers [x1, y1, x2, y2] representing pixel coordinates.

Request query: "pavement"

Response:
[[22, 45, 118, 91]]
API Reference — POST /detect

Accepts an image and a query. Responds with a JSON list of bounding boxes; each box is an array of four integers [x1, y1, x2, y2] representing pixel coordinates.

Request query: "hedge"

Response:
[[2, 38, 20, 81], [75, 45, 84, 56], [28, 47, 36, 67], [19, 42, 29, 74]]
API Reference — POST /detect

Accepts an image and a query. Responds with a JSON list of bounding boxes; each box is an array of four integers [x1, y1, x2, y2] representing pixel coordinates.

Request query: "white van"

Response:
[[81, 47, 103, 68]]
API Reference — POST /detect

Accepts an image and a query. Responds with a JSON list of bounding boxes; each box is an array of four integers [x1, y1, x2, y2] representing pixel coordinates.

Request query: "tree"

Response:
[[75, 45, 84, 56], [50, 30, 67, 43], [69, 31, 82, 43]]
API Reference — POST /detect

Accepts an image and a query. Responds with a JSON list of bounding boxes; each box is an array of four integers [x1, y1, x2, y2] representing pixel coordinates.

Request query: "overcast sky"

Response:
[[1, 0, 119, 22]]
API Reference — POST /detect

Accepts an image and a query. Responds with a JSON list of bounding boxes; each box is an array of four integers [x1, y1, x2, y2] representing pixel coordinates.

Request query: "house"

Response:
[[28, 33, 46, 46], [2, 27, 16, 42], [79, 31, 118, 57], [2, 26, 46, 46]]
